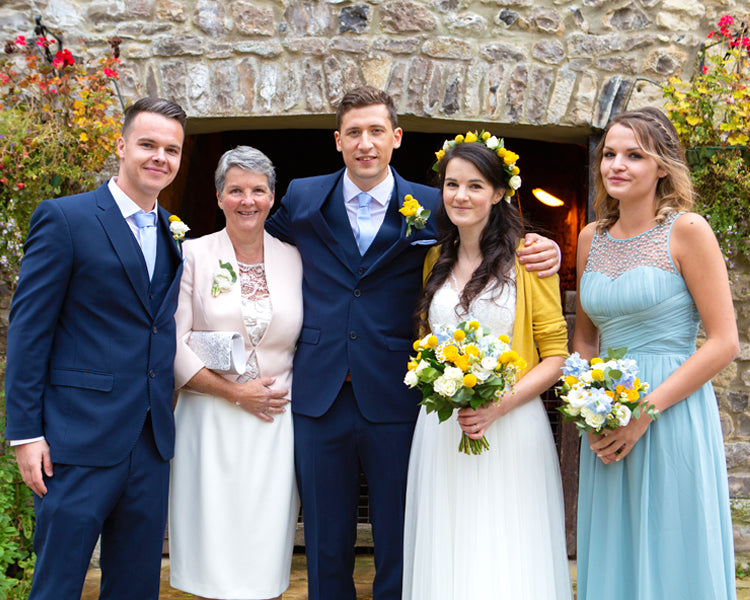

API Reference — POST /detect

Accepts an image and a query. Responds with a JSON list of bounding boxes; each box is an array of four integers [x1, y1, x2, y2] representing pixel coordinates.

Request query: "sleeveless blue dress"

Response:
[[576, 212, 735, 599]]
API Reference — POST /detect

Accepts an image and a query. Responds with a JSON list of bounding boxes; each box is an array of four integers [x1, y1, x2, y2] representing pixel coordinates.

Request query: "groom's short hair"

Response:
[[335, 86, 398, 131], [122, 97, 187, 136]]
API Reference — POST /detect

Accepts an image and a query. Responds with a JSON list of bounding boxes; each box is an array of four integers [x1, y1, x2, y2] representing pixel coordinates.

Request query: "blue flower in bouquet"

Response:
[[562, 352, 589, 378]]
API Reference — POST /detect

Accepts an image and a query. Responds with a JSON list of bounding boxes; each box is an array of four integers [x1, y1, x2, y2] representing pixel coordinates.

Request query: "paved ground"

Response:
[[81, 555, 750, 599]]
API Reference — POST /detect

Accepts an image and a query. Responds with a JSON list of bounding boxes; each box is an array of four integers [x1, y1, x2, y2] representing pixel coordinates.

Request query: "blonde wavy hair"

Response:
[[593, 107, 694, 232]]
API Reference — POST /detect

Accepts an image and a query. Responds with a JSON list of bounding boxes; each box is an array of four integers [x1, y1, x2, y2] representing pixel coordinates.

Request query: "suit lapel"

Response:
[[94, 185, 152, 314], [312, 172, 359, 274]]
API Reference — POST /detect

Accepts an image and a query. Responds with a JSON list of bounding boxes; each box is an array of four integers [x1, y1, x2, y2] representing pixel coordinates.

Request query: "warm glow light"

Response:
[[532, 188, 565, 207]]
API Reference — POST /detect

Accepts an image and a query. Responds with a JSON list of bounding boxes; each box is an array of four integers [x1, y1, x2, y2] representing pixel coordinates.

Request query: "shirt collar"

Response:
[[342, 168, 394, 208], [108, 178, 159, 219]]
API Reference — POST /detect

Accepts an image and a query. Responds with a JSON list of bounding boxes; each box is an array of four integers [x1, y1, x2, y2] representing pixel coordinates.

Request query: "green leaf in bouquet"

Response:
[[605, 347, 628, 360], [437, 406, 453, 422]]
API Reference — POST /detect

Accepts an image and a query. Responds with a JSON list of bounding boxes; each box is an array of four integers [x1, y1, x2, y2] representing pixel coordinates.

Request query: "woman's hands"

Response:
[[457, 400, 509, 440], [587, 412, 652, 464], [230, 376, 289, 423]]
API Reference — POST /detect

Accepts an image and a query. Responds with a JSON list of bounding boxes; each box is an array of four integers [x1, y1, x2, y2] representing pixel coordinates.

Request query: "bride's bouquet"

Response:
[[404, 320, 526, 455], [557, 347, 658, 435]]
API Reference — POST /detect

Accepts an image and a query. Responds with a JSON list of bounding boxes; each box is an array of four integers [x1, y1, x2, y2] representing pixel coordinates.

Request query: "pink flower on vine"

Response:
[[103, 67, 118, 78], [718, 14, 734, 28], [16, 183, 24, 190], [0, 178, 6, 185], [702, 65, 708, 74], [15, 35, 26, 46]]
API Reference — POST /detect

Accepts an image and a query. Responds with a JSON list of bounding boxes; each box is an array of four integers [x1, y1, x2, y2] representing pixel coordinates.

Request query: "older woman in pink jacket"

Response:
[[168, 146, 303, 600]]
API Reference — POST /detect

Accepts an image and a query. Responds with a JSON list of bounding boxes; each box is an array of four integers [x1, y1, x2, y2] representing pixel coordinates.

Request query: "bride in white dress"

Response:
[[403, 139, 572, 599]]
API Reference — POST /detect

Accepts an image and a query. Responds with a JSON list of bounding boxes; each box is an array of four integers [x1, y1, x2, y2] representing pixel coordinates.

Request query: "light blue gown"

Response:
[[576, 212, 736, 600]]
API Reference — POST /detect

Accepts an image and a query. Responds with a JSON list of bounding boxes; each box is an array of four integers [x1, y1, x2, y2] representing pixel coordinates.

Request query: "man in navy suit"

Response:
[[266, 86, 560, 600], [4, 97, 187, 599]]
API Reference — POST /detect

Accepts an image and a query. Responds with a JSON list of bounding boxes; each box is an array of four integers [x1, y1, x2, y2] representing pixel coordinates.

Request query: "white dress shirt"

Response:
[[342, 168, 395, 239]]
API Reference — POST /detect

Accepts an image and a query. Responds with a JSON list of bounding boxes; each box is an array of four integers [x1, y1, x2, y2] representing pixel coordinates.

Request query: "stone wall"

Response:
[[2, 0, 750, 560]]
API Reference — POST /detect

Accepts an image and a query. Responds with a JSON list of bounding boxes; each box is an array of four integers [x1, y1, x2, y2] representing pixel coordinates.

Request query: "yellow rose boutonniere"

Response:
[[399, 194, 431, 237]]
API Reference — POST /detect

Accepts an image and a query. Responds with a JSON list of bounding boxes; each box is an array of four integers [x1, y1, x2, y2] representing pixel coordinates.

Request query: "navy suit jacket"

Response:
[[266, 168, 441, 423], [4, 183, 183, 466]]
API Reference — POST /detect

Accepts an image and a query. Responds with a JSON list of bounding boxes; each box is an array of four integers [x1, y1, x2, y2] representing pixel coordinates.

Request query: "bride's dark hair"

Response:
[[415, 142, 525, 334]]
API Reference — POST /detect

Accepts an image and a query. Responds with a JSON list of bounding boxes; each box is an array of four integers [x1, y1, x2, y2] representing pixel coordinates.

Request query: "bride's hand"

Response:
[[457, 401, 507, 439], [231, 377, 289, 422]]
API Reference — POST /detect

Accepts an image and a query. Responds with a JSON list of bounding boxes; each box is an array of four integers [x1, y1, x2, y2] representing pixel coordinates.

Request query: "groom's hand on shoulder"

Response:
[[517, 233, 561, 278], [15, 439, 53, 497]]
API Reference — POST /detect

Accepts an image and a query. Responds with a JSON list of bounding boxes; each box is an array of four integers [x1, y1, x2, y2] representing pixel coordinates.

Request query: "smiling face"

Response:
[[600, 123, 666, 206], [442, 156, 504, 237], [116, 111, 184, 211], [217, 166, 274, 240], [334, 103, 403, 192]]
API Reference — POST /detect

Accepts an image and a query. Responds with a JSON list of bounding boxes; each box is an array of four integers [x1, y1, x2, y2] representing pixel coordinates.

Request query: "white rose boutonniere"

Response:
[[169, 215, 190, 247], [211, 260, 237, 297]]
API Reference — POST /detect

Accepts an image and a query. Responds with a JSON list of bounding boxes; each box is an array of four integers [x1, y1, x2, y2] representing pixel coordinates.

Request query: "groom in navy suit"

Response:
[[4, 97, 186, 599], [266, 86, 560, 600]]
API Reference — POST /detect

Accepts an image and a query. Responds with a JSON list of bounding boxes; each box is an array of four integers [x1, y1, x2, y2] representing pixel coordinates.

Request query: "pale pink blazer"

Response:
[[174, 228, 303, 395]]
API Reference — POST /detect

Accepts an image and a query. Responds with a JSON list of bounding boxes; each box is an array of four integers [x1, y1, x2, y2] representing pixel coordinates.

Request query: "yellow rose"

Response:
[[435, 149, 445, 161], [427, 335, 439, 348], [407, 361, 418, 371], [465, 131, 477, 143], [444, 345, 459, 361], [499, 351, 511, 363], [454, 354, 470, 372], [453, 329, 466, 342], [413, 340, 422, 351], [463, 373, 478, 388], [455, 134, 465, 143], [399, 199, 419, 217], [464, 344, 479, 357]]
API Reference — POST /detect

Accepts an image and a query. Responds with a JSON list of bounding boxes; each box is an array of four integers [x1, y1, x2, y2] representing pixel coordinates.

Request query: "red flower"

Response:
[[15, 35, 26, 46], [742, 37, 750, 49], [718, 14, 734, 28], [54, 49, 75, 69], [16, 182, 24, 190], [702, 65, 708, 74], [0, 177, 6, 185], [103, 67, 118, 78]]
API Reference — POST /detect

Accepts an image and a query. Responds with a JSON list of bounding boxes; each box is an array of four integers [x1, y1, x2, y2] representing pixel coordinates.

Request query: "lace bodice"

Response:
[[236, 262, 272, 383], [428, 271, 516, 339], [583, 212, 680, 280]]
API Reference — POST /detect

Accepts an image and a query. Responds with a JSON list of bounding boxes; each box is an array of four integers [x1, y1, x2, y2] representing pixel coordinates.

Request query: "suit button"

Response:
[[353, 289, 361, 298], [349, 331, 357, 340], [357, 267, 365, 275], [152, 326, 158, 335], [148, 370, 156, 378]]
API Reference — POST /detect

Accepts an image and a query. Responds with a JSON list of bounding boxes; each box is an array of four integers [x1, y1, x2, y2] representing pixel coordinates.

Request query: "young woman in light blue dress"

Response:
[[573, 107, 738, 599]]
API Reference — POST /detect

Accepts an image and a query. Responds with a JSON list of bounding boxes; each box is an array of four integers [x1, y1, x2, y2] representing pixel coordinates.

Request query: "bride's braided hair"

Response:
[[593, 107, 694, 233]]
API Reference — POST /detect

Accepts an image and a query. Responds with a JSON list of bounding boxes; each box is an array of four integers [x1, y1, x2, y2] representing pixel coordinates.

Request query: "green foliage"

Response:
[[0, 33, 123, 288], [663, 15, 750, 265], [0, 378, 35, 597]]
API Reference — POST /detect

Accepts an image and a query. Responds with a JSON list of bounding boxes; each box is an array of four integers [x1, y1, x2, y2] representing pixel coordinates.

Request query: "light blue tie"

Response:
[[355, 192, 378, 255], [134, 211, 157, 280]]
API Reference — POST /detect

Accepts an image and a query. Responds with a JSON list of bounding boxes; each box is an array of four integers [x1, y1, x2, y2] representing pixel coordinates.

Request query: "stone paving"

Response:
[[81, 555, 750, 599]]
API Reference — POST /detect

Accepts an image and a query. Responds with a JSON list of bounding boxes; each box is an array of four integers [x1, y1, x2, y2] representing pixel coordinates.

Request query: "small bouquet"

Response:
[[404, 319, 526, 454], [557, 347, 658, 435], [398, 194, 430, 236]]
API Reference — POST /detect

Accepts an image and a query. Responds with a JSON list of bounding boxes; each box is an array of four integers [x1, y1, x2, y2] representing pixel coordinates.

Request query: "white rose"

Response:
[[443, 366, 464, 382], [404, 370, 419, 388], [581, 407, 605, 430], [213, 271, 233, 293], [415, 359, 430, 375], [508, 175, 522, 190], [564, 386, 589, 416], [613, 403, 631, 427], [486, 136, 500, 150], [470, 364, 492, 382], [170, 220, 190, 238], [481, 356, 498, 370], [434, 375, 459, 397]]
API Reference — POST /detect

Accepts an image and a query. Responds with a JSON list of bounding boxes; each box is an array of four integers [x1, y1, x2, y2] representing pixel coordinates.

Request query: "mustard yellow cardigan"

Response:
[[422, 246, 569, 378]]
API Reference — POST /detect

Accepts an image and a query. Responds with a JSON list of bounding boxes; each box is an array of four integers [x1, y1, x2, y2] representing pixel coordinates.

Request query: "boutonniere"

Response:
[[399, 194, 431, 237], [169, 215, 190, 246], [211, 260, 237, 297]]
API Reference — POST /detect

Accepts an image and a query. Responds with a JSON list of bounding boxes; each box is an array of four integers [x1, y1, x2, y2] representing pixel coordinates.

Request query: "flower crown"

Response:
[[433, 131, 522, 202]]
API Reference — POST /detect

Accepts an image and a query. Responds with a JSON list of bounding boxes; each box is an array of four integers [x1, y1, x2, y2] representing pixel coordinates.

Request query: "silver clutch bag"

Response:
[[187, 331, 246, 375]]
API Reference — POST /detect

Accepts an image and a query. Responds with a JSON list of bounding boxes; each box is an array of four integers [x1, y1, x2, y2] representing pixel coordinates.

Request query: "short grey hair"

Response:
[[214, 146, 276, 194]]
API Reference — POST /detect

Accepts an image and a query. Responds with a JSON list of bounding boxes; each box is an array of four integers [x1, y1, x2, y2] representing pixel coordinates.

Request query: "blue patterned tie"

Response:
[[134, 211, 157, 280], [355, 192, 377, 255]]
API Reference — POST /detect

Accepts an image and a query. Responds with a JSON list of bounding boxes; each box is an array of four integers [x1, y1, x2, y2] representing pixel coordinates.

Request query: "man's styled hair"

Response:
[[335, 86, 398, 130], [122, 97, 187, 136]]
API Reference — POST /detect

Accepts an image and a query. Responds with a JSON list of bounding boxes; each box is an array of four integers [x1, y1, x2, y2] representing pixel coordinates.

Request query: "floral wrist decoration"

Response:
[[211, 260, 237, 297], [433, 130, 521, 202], [399, 194, 431, 236], [169, 215, 190, 246]]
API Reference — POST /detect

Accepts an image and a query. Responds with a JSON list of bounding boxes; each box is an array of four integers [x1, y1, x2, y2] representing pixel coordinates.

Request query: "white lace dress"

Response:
[[169, 263, 298, 600], [402, 272, 572, 600]]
